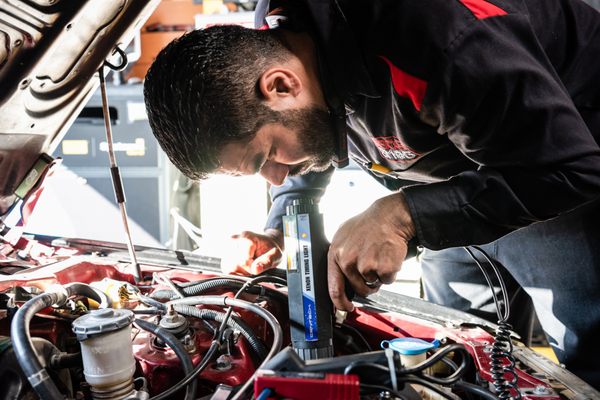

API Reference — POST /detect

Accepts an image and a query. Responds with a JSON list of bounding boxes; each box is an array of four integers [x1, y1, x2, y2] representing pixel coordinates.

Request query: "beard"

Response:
[[278, 106, 336, 176]]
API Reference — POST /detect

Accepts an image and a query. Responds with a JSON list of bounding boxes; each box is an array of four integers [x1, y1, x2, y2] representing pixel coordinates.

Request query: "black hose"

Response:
[[150, 277, 287, 302], [134, 319, 197, 400], [149, 340, 220, 400], [65, 282, 110, 309], [168, 296, 283, 400], [132, 309, 164, 315], [139, 294, 167, 310], [453, 381, 500, 400], [150, 278, 246, 299], [173, 304, 268, 360], [50, 352, 83, 369], [10, 283, 123, 399], [10, 291, 69, 399]]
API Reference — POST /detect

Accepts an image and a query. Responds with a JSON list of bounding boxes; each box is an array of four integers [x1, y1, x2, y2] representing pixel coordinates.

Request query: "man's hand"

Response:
[[221, 229, 284, 275], [328, 192, 416, 311]]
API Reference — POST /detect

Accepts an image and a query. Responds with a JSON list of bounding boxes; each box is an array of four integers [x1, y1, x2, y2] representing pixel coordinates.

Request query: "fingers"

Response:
[[222, 230, 282, 276], [250, 246, 281, 275], [328, 250, 355, 312], [327, 240, 405, 312], [220, 235, 256, 275]]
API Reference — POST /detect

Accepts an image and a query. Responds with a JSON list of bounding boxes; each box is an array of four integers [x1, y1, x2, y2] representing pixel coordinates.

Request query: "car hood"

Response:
[[0, 0, 159, 217]]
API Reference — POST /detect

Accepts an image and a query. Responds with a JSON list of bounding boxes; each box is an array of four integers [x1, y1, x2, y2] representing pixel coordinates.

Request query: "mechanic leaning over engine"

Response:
[[142, 0, 600, 389]]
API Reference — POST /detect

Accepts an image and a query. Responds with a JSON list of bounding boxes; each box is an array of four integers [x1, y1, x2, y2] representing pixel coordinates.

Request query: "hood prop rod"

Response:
[[98, 50, 142, 283]]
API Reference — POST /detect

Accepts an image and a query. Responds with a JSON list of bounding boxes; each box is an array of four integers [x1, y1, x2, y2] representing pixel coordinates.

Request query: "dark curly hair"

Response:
[[143, 25, 292, 180]]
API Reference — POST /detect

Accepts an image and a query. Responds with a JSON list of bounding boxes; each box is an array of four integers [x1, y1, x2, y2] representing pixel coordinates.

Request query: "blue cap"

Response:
[[381, 338, 440, 355]]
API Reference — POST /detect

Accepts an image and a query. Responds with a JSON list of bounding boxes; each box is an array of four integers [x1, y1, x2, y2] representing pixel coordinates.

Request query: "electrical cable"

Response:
[[167, 296, 283, 400], [134, 319, 197, 400], [214, 274, 283, 344], [150, 276, 287, 302], [463, 246, 521, 400], [339, 323, 373, 352], [173, 304, 268, 360], [344, 344, 471, 399], [154, 273, 187, 299], [360, 383, 408, 400], [144, 276, 285, 399], [139, 294, 167, 310], [463, 247, 509, 321], [453, 380, 500, 400], [132, 308, 163, 315], [149, 340, 220, 400], [396, 376, 459, 400], [213, 276, 283, 400]]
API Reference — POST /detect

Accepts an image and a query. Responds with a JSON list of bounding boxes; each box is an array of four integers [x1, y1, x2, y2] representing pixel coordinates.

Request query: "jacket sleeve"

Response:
[[265, 167, 335, 231], [402, 12, 600, 250]]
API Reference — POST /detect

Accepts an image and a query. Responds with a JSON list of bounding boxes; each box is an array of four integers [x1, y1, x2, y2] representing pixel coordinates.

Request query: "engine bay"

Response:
[[0, 234, 596, 400]]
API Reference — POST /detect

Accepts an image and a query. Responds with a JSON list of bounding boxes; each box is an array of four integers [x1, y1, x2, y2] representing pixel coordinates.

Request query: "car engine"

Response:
[[0, 233, 596, 400]]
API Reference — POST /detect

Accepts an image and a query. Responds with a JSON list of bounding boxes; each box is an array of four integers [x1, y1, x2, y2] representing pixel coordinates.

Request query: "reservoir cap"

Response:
[[381, 337, 440, 355], [72, 308, 134, 341]]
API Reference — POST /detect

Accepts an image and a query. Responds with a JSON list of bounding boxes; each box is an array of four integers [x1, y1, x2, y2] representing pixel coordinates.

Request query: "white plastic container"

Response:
[[73, 309, 136, 388]]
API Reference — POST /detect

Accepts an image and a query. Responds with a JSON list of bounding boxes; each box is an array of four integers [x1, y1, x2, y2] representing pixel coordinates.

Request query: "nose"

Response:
[[259, 160, 289, 186]]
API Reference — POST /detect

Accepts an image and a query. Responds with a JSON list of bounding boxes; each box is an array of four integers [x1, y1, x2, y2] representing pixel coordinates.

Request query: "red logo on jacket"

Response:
[[371, 137, 420, 162]]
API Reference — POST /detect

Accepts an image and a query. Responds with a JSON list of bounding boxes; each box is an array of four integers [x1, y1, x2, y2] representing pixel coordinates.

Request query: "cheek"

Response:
[[274, 132, 312, 163]]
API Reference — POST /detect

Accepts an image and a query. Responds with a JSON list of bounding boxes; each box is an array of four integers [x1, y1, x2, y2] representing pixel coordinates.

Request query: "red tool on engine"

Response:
[[254, 370, 360, 400]]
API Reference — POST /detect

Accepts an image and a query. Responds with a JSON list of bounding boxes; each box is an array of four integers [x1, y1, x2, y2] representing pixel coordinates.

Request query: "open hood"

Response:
[[0, 0, 159, 217]]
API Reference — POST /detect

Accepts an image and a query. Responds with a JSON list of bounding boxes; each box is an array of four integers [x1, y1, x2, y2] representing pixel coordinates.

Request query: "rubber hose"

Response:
[[134, 319, 197, 400], [50, 352, 82, 369], [176, 277, 248, 288], [167, 296, 283, 400], [65, 282, 110, 309], [150, 278, 245, 300], [173, 304, 268, 359], [10, 291, 68, 399], [139, 294, 167, 310], [151, 278, 287, 303]]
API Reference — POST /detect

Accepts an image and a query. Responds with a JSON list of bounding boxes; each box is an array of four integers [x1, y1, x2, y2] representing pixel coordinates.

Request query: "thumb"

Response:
[[250, 246, 281, 275]]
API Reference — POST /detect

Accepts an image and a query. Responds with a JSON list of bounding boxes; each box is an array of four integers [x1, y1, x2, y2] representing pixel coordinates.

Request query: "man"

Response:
[[144, 0, 600, 388]]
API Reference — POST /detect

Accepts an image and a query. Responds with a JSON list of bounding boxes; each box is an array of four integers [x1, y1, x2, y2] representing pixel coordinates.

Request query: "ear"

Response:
[[258, 67, 303, 110]]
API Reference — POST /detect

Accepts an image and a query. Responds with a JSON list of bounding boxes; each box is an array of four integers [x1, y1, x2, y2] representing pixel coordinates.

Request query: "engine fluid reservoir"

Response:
[[72, 308, 136, 388], [381, 337, 440, 367]]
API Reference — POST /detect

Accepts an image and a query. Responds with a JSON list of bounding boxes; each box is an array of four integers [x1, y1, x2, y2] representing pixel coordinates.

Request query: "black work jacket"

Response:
[[260, 0, 600, 250]]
